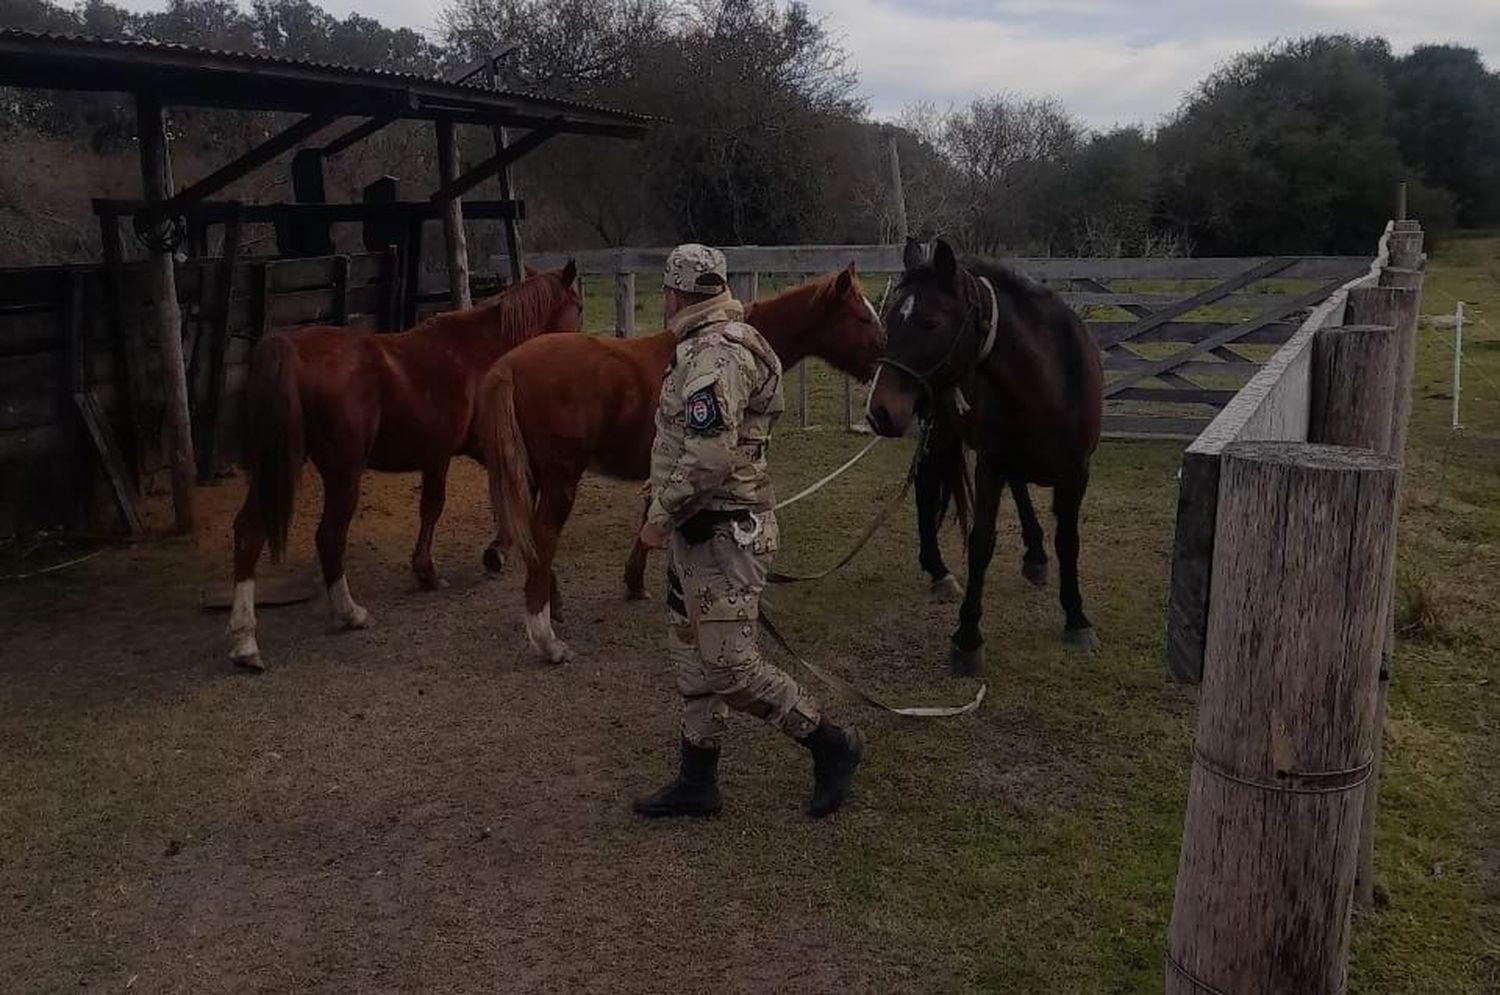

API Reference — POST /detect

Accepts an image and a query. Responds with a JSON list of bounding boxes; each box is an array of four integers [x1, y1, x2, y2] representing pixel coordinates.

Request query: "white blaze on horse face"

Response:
[[899, 294, 917, 322], [227, 579, 259, 660], [525, 604, 569, 664], [328, 575, 370, 629]]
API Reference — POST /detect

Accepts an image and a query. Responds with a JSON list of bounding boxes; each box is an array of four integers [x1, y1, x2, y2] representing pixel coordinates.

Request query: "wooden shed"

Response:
[[0, 30, 655, 537]]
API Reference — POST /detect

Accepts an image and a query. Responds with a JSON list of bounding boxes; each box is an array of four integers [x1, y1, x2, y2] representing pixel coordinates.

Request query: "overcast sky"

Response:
[[122, 0, 1500, 130]]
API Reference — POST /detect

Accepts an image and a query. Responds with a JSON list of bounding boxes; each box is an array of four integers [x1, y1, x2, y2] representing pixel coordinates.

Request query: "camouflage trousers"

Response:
[[666, 529, 820, 748]]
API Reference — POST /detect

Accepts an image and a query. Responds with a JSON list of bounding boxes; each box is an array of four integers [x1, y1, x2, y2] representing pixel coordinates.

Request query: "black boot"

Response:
[[632, 738, 722, 818], [801, 718, 865, 817]]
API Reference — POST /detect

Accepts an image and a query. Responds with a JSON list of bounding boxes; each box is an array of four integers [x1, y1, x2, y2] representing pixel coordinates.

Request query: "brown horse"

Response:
[[478, 266, 885, 663], [227, 261, 581, 671], [866, 239, 1103, 675]]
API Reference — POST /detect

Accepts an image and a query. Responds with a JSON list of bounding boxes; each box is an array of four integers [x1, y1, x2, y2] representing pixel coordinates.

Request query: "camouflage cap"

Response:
[[663, 243, 729, 294]]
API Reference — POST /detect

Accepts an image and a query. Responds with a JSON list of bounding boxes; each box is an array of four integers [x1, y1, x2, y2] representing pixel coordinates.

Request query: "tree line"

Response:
[[3, 0, 1498, 260]]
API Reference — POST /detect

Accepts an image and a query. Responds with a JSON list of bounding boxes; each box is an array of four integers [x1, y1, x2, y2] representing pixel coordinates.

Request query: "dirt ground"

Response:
[[2, 446, 1028, 994], [5, 233, 1498, 990]]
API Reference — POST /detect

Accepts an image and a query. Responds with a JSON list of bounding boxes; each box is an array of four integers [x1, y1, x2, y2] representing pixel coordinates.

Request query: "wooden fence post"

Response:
[[1311, 324, 1401, 453], [614, 271, 636, 337], [1166, 441, 1400, 995], [435, 119, 472, 311], [729, 270, 758, 305], [1342, 274, 1423, 911], [136, 93, 196, 533]]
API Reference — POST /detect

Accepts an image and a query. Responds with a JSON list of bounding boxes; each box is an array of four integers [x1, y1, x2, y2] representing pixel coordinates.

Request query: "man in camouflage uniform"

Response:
[[633, 243, 865, 819]]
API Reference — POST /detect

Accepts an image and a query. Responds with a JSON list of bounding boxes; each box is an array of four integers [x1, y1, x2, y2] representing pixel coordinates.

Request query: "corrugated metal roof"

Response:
[[0, 29, 659, 127]]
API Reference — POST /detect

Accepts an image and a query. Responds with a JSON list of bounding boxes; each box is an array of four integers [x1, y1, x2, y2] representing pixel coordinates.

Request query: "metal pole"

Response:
[[1452, 301, 1464, 429]]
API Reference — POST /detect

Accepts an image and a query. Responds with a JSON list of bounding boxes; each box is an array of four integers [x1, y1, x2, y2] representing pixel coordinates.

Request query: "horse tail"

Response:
[[480, 365, 537, 566], [244, 333, 304, 563]]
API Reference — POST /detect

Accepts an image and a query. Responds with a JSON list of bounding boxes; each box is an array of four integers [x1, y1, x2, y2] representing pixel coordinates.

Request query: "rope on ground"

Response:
[[759, 609, 986, 718], [0, 550, 103, 583]]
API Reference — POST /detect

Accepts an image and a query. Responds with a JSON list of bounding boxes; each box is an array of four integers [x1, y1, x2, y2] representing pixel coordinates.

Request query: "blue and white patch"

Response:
[[684, 385, 725, 434]]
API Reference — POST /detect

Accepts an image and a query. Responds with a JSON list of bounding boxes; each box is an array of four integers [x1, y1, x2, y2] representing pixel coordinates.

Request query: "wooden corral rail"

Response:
[[526, 245, 1371, 439]]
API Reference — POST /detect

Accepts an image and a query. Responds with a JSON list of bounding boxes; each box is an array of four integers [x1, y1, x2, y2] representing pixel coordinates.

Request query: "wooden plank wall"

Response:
[[0, 250, 399, 536]]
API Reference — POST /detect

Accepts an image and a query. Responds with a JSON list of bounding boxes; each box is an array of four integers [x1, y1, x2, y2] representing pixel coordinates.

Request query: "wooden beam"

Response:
[[97, 198, 524, 224], [142, 112, 338, 222], [429, 123, 560, 203], [435, 120, 472, 310], [136, 92, 196, 533]]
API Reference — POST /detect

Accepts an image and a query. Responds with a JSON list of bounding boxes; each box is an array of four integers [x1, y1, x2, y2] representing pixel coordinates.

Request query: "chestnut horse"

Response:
[[867, 239, 1103, 675], [227, 262, 581, 671], [478, 266, 885, 663]]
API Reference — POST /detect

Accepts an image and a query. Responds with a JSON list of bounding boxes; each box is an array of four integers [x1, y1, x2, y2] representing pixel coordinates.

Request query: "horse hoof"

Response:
[[1022, 559, 1049, 588], [930, 574, 963, 603], [232, 652, 265, 673], [1064, 627, 1098, 654], [482, 547, 505, 577], [337, 607, 372, 631], [416, 574, 448, 592], [949, 641, 984, 676], [540, 640, 571, 665], [624, 580, 647, 601]]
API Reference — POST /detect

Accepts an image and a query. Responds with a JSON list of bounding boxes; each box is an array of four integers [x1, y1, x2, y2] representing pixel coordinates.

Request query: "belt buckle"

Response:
[[730, 512, 763, 549]]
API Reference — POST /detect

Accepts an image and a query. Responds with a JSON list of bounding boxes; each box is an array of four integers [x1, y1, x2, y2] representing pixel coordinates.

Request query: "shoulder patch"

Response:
[[684, 385, 726, 434]]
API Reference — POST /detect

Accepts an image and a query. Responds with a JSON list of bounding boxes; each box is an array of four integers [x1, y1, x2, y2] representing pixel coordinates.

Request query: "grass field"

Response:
[[0, 237, 1495, 992]]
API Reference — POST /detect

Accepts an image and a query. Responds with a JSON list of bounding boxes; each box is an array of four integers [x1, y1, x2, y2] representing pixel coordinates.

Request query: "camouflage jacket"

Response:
[[646, 292, 784, 541]]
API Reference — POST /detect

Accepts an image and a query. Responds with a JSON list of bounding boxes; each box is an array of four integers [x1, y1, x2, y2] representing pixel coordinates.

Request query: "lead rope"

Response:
[[759, 609, 987, 718]]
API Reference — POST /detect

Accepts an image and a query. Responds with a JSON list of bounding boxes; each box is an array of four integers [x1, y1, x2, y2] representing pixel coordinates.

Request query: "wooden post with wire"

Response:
[[1452, 302, 1464, 429], [135, 93, 196, 533], [614, 270, 636, 338], [1165, 442, 1400, 995]]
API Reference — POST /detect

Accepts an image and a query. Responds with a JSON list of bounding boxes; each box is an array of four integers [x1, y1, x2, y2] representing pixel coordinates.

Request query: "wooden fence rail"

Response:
[[525, 245, 1370, 440]]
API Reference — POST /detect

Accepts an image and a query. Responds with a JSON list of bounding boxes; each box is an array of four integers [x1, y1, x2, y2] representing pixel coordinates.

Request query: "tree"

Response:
[[1156, 35, 1409, 255], [1389, 45, 1500, 227]]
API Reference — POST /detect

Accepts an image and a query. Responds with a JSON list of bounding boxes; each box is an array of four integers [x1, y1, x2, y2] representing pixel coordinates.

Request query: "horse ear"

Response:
[[902, 238, 924, 271], [561, 259, 578, 287], [834, 265, 853, 299], [932, 239, 958, 286], [523, 262, 539, 278]]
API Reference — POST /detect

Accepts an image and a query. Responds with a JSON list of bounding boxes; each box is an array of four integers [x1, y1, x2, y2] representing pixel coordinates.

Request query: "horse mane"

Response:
[[427, 270, 569, 347]]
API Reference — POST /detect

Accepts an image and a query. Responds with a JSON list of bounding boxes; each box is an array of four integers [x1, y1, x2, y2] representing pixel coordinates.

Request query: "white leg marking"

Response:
[[328, 575, 371, 630], [227, 579, 262, 666], [524, 604, 570, 664]]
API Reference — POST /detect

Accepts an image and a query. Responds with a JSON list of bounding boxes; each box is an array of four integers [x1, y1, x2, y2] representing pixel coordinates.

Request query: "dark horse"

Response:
[[226, 262, 581, 671], [866, 239, 1103, 674]]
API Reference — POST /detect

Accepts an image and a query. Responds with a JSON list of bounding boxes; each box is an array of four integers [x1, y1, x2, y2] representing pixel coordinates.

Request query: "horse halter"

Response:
[[875, 270, 1001, 407]]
